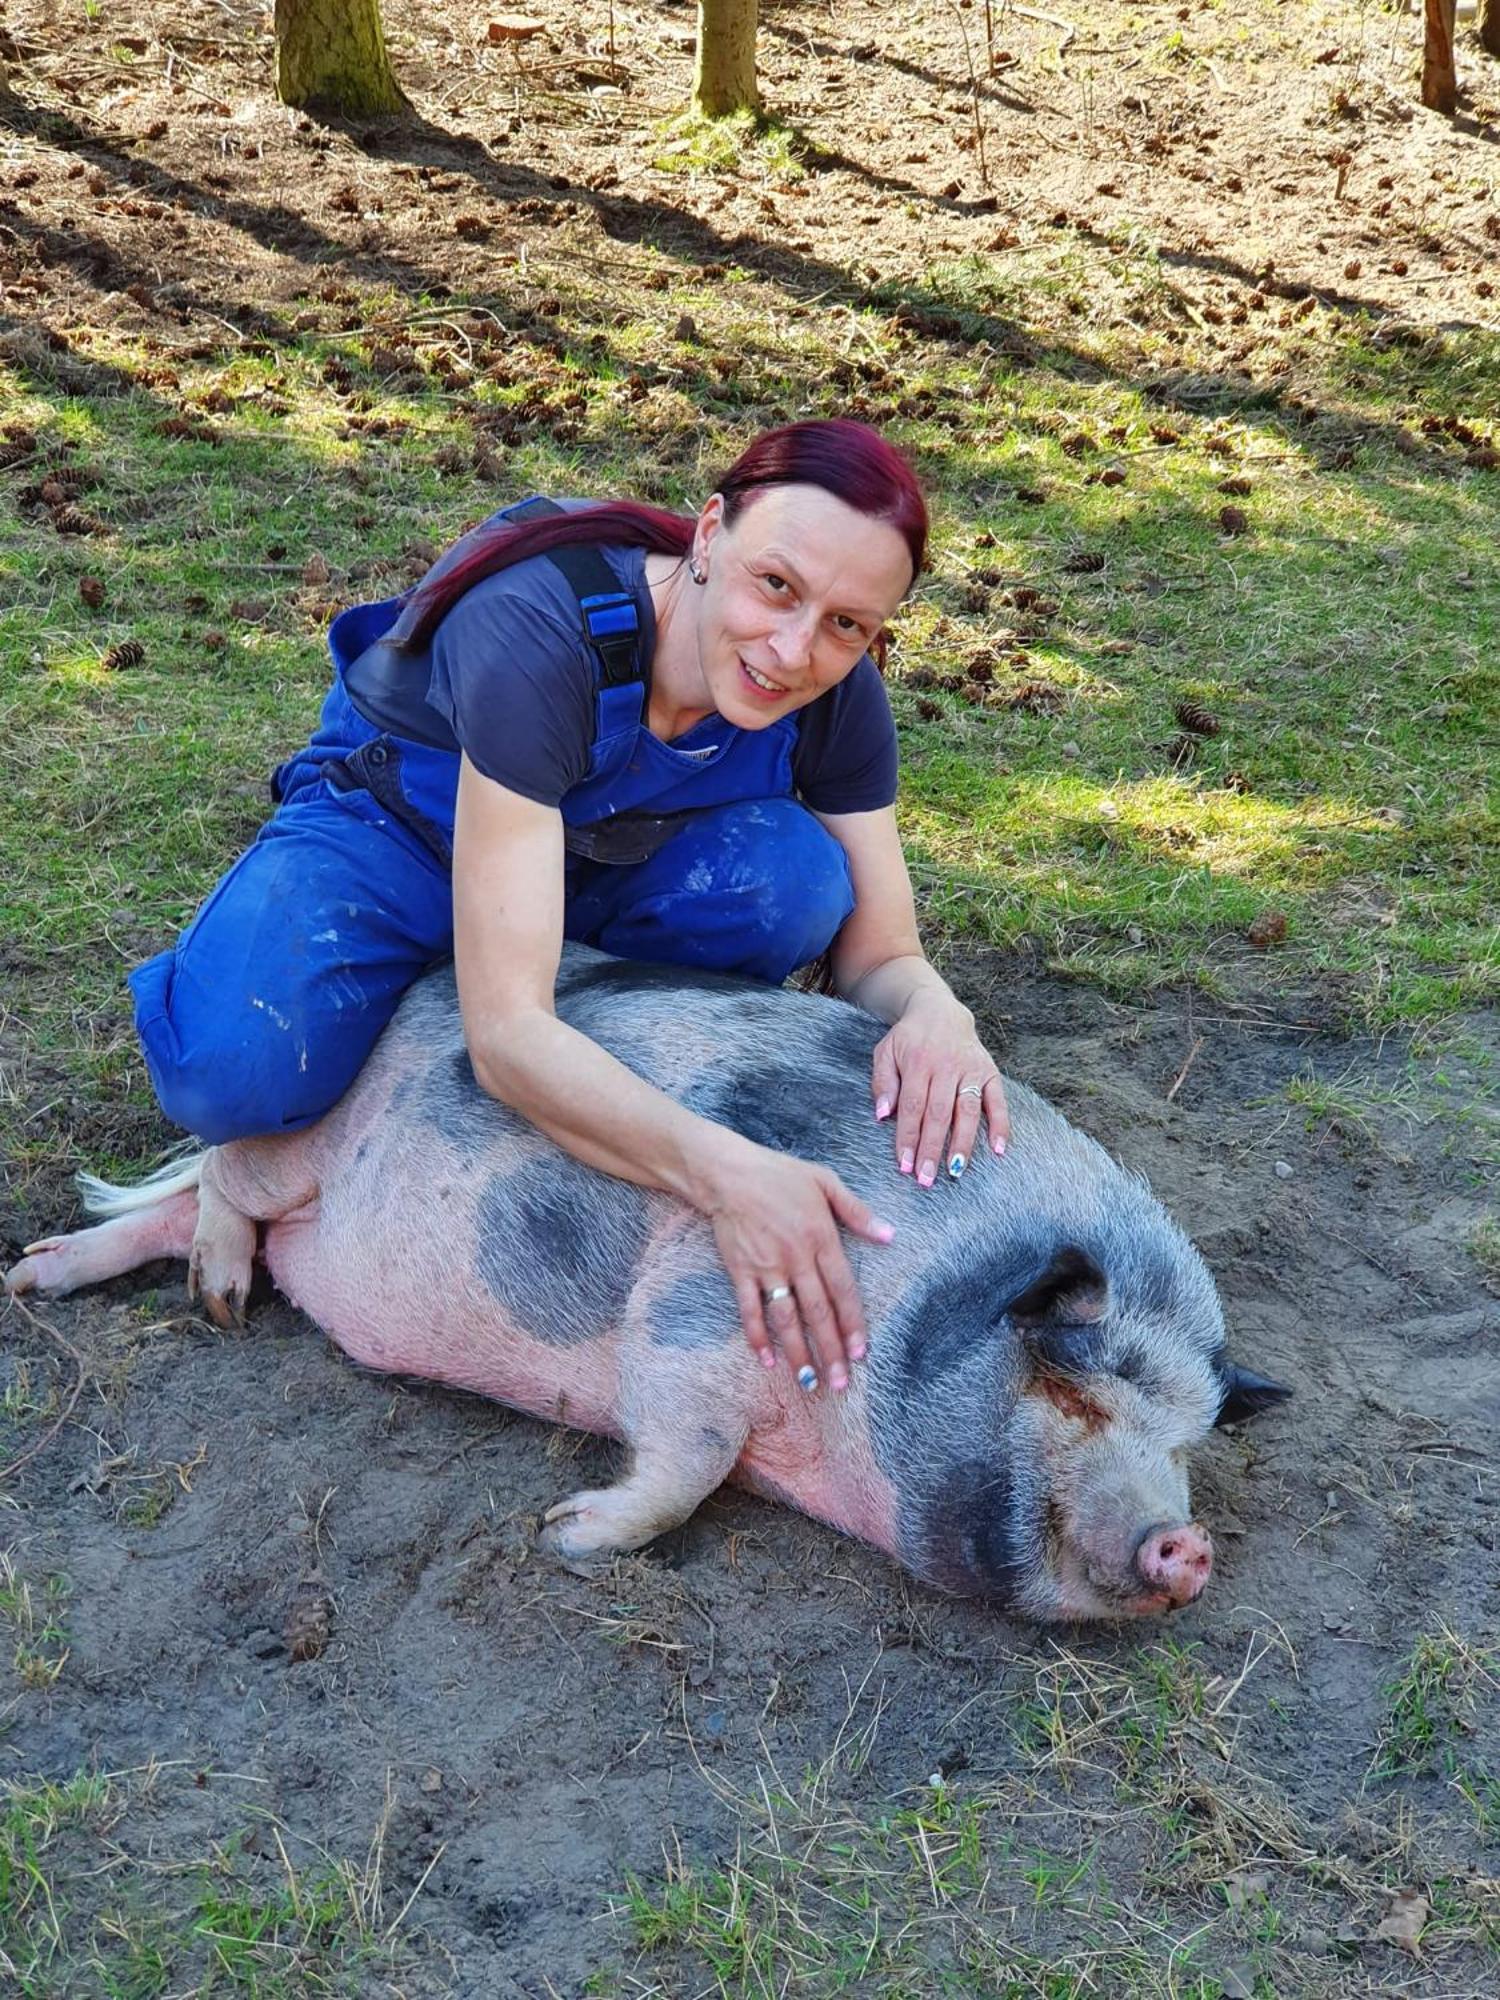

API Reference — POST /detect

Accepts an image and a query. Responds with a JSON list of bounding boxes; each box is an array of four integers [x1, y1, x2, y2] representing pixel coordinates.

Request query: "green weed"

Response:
[[1372, 1627, 1500, 1780], [0, 1556, 71, 1690], [0, 1767, 430, 1997]]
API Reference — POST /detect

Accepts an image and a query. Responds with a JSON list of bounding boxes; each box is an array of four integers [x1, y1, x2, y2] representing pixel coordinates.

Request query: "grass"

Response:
[[2, 202, 1498, 1210], [0, 1766, 433, 1998], [1471, 1213, 1500, 1288], [0, 1552, 71, 1692], [1370, 1626, 1500, 1782], [598, 1636, 1500, 1998]]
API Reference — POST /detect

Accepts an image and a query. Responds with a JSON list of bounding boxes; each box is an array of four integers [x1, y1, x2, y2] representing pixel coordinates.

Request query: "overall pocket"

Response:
[[323, 737, 454, 871]]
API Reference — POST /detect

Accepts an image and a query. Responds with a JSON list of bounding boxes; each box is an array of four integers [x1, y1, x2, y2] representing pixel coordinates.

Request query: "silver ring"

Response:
[[764, 1284, 793, 1304], [958, 1082, 985, 1100]]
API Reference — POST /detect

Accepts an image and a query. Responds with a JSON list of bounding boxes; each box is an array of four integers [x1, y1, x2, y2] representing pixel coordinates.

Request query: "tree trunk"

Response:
[[1421, 0, 1458, 112], [693, 0, 760, 118], [1480, 0, 1500, 60], [274, 0, 405, 117]]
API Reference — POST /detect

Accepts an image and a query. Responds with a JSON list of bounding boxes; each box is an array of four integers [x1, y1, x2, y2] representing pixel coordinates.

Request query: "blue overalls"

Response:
[[127, 506, 856, 1146]]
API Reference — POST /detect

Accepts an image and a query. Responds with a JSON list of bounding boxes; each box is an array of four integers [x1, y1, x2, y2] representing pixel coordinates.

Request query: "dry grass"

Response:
[[607, 1634, 1500, 1998]]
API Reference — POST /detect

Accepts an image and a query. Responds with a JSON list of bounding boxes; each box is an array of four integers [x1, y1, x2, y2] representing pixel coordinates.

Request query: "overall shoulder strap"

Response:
[[504, 497, 646, 692]]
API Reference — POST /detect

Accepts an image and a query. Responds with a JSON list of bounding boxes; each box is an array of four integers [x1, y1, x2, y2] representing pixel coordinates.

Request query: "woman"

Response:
[[129, 420, 1009, 1395]]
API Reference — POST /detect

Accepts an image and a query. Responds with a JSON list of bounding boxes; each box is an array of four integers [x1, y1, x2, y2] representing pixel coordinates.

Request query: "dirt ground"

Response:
[[2, 1, 1499, 1994], [1, 0, 1497, 367], [6, 952, 1499, 1992]]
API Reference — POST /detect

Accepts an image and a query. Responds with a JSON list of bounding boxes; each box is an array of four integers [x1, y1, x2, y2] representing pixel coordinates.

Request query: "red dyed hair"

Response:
[[400, 419, 928, 658]]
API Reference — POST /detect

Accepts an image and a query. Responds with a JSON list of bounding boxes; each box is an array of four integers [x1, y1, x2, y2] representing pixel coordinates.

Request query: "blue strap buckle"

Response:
[[579, 591, 644, 688]]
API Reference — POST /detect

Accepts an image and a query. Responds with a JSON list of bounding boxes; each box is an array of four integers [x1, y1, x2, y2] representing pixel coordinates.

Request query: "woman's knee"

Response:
[[582, 798, 854, 981], [734, 799, 854, 960], [131, 950, 339, 1143]]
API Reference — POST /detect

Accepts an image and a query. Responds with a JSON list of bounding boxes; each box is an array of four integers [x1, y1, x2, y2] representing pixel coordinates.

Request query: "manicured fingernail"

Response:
[[797, 1365, 819, 1393], [993, 1135, 1007, 1156], [830, 1365, 849, 1392], [900, 1150, 914, 1174], [875, 1097, 892, 1121], [872, 1219, 896, 1243], [918, 1160, 936, 1187], [948, 1152, 966, 1179], [850, 1340, 867, 1362], [761, 1349, 778, 1369]]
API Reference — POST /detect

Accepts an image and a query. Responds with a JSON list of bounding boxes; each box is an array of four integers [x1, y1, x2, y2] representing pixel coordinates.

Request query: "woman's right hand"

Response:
[[701, 1140, 896, 1395]]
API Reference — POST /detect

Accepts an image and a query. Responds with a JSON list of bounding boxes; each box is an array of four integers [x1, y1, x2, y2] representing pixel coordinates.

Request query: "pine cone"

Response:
[[53, 505, 105, 535], [155, 415, 213, 443], [1008, 680, 1065, 715], [79, 575, 106, 608], [102, 640, 144, 670], [1174, 700, 1221, 738], [284, 1578, 332, 1663]]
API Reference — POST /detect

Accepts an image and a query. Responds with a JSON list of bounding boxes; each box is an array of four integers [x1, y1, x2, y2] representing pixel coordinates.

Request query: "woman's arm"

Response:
[[452, 757, 893, 1391], [817, 805, 1011, 1181]]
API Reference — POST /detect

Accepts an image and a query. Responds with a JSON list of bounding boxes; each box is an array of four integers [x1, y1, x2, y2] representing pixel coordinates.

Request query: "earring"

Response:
[[688, 558, 706, 585]]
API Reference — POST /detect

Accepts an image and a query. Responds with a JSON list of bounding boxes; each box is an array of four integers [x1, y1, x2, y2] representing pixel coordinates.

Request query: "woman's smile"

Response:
[[738, 657, 792, 700]]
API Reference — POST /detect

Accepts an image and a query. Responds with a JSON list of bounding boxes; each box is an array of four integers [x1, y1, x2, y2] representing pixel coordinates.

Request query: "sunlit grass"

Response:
[[3, 169, 1498, 1201]]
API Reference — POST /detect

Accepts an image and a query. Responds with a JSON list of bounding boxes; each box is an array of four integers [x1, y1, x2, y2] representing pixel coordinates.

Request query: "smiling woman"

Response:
[[125, 420, 1013, 1395]]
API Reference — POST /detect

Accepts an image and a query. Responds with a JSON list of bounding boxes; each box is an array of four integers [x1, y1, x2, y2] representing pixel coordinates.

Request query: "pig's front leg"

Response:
[[540, 1392, 748, 1574]]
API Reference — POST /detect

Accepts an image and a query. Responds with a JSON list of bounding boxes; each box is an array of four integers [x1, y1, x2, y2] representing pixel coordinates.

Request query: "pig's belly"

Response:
[[264, 1210, 623, 1439]]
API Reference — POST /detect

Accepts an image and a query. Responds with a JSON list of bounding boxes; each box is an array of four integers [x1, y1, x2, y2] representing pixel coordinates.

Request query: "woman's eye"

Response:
[[762, 572, 788, 594]]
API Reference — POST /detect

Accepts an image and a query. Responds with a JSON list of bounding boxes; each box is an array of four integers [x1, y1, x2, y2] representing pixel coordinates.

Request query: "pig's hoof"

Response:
[[5, 1240, 74, 1298], [188, 1263, 247, 1330], [187, 1243, 253, 1329], [539, 1493, 631, 1575]]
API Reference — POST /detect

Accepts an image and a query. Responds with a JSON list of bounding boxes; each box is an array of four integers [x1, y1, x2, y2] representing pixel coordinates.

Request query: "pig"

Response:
[[5, 946, 1289, 1621]]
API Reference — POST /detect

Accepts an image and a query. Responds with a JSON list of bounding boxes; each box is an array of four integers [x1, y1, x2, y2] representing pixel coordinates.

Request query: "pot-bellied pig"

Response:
[[6, 947, 1288, 1621]]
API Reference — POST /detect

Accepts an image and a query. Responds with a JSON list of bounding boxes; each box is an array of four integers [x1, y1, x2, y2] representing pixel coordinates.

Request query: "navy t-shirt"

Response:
[[418, 540, 898, 816]]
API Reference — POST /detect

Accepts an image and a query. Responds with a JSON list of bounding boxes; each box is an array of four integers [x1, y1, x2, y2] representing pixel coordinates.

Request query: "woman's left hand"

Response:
[[870, 994, 1010, 1186]]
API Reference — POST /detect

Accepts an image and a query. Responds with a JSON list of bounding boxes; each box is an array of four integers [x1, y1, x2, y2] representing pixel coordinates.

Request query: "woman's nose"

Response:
[[769, 609, 818, 671]]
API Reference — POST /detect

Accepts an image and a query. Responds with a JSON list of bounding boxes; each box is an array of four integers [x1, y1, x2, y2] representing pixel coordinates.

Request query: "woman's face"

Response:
[[689, 484, 914, 728]]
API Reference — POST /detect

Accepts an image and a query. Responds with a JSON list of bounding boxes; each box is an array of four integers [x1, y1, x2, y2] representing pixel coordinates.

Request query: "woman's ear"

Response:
[[694, 491, 727, 571]]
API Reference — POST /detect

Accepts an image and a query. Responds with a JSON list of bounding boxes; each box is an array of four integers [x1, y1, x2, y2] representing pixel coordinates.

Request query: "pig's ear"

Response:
[[1214, 1363, 1292, 1427], [1008, 1246, 1110, 1332]]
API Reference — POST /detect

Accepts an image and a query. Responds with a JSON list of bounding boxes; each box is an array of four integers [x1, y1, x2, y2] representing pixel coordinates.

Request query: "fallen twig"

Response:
[[1165, 1035, 1205, 1102], [1014, 7, 1079, 59]]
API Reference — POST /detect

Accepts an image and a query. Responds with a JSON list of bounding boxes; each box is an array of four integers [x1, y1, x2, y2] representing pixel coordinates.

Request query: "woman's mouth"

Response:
[[739, 658, 787, 700]]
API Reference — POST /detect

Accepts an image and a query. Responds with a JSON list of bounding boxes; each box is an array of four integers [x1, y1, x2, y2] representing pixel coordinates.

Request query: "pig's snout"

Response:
[[1134, 1522, 1213, 1609]]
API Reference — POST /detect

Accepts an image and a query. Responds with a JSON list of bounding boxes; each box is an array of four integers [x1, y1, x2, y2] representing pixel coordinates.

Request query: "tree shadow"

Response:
[[0, 91, 1483, 536]]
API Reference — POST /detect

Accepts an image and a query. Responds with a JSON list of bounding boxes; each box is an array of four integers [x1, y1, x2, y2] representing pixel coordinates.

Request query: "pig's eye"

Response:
[[1037, 1374, 1109, 1431]]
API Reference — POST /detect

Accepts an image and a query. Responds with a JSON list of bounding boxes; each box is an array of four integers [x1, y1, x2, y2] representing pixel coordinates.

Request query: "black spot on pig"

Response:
[[817, 1007, 885, 1081], [474, 1163, 646, 1343], [689, 1068, 874, 1186], [424, 1049, 529, 1159], [648, 1269, 738, 1349], [882, 1256, 1018, 1391], [915, 1456, 1034, 1601]]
